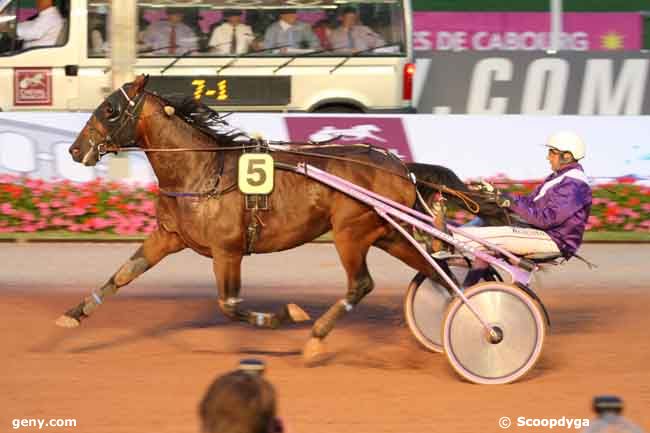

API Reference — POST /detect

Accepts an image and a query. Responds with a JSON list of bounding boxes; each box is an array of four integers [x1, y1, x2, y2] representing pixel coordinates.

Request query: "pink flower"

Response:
[[87, 217, 112, 230], [621, 209, 640, 219], [587, 215, 602, 227], [65, 207, 87, 217], [51, 217, 67, 226], [0, 203, 14, 215], [20, 212, 35, 222]]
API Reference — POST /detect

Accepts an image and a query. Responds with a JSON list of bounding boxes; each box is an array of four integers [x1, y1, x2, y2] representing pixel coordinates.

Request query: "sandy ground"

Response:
[[1, 243, 649, 433]]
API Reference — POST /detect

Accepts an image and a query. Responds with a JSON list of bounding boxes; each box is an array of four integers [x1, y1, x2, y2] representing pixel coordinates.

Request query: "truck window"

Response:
[[130, 0, 405, 58], [0, 0, 68, 56]]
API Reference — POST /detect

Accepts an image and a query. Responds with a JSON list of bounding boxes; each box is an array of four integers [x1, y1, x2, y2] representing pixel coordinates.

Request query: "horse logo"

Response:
[[18, 73, 45, 90], [14, 68, 52, 106], [308, 124, 387, 143]]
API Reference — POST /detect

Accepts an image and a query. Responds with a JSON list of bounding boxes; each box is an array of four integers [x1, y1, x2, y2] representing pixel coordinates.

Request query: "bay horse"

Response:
[[59, 75, 505, 363]]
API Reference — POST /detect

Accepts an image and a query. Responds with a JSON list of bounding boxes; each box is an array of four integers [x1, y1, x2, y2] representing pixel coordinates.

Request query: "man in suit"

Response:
[[328, 6, 384, 53], [142, 7, 198, 55], [208, 9, 254, 55], [263, 9, 320, 53]]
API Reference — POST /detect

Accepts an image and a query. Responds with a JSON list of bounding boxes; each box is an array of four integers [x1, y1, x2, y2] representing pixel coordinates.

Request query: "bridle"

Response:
[[86, 85, 147, 158]]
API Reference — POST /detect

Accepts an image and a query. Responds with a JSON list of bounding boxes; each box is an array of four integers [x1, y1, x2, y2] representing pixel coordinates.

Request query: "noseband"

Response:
[[87, 85, 147, 158]]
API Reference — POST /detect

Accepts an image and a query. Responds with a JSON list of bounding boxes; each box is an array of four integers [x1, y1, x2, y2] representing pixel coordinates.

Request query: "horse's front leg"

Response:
[[55, 227, 186, 328], [211, 252, 310, 328]]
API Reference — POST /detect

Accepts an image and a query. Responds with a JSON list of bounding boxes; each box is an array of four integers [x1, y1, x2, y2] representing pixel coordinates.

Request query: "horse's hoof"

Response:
[[55, 315, 80, 328], [302, 337, 331, 367], [287, 304, 310, 322]]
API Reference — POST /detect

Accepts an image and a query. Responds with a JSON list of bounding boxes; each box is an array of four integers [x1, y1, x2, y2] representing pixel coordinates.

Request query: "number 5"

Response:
[[238, 154, 274, 195]]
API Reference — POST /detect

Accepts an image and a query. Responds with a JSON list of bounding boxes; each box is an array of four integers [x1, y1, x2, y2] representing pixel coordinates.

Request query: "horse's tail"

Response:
[[406, 162, 509, 225]]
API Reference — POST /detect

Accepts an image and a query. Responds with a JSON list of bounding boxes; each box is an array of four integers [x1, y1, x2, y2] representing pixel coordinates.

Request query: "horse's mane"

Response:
[[152, 93, 249, 145]]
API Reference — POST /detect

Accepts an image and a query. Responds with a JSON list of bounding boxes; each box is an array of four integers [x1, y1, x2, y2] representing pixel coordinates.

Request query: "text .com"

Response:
[[12, 419, 77, 430]]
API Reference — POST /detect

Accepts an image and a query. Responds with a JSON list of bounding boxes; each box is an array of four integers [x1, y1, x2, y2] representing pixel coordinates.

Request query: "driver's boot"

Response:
[[462, 259, 490, 288]]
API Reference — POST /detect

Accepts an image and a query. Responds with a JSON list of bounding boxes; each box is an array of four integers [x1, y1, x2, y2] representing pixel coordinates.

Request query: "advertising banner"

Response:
[[1, 113, 648, 184], [284, 116, 413, 161], [413, 12, 642, 52], [415, 52, 650, 115]]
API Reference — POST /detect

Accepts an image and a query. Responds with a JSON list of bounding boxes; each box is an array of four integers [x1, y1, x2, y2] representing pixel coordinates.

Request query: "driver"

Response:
[[10, 0, 63, 49], [459, 131, 593, 287]]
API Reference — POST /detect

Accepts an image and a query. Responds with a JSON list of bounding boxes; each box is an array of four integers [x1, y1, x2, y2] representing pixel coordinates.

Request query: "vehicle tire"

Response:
[[443, 282, 545, 385], [313, 104, 363, 113]]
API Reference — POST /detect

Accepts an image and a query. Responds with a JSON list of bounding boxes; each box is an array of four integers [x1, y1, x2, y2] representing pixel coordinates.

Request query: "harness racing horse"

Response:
[[59, 75, 505, 364]]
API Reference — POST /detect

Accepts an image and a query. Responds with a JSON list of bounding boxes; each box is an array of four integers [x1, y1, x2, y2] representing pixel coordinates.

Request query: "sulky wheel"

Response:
[[404, 260, 501, 353], [442, 282, 545, 385], [404, 272, 453, 353]]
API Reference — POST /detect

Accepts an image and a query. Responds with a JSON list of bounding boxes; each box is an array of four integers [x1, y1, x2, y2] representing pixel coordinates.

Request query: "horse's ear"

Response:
[[132, 74, 149, 94]]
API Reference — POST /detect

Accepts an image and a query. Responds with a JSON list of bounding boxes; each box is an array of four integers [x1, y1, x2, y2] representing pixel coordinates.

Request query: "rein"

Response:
[[93, 86, 482, 212], [125, 141, 482, 212]]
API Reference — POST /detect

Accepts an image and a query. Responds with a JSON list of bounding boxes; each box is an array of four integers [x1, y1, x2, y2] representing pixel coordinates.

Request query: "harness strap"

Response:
[[573, 253, 598, 269]]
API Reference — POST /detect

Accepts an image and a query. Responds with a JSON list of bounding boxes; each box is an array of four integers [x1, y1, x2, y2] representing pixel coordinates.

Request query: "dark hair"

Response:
[[340, 6, 357, 15], [199, 371, 277, 433], [223, 9, 242, 18], [280, 8, 297, 14], [165, 7, 184, 16]]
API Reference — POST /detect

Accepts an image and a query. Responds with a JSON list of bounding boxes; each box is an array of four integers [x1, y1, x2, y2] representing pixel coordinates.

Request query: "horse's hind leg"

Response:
[[374, 230, 440, 281], [55, 227, 186, 328], [303, 211, 385, 364]]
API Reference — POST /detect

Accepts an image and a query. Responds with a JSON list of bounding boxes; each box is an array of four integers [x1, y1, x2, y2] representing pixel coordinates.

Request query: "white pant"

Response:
[[453, 226, 561, 259]]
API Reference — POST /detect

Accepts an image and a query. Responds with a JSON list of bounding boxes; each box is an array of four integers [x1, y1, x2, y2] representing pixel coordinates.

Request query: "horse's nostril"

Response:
[[70, 148, 80, 156]]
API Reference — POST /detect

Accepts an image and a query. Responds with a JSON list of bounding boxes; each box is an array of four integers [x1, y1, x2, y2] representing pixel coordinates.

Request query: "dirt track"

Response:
[[1, 243, 649, 433]]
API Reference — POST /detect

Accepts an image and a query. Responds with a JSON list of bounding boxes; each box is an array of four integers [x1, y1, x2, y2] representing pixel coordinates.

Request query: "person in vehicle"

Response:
[[142, 7, 198, 55], [208, 9, 254, 55], [312, 18, 332, 50], [460, 131, 593, 286], [328, 6, 384, 52], [263, 9, 320, 53], [2, 0, 64, 49]]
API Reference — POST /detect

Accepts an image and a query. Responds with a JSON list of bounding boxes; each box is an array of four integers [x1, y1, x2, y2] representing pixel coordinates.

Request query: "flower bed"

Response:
[[0, 175, 159, 235], [1, 175, 649, 234]]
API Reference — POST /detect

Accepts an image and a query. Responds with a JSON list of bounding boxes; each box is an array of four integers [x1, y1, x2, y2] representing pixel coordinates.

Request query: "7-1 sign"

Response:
[[238, 154, 274, 195]]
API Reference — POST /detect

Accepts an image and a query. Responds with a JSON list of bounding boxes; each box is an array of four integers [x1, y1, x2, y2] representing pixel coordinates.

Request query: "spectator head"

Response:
[[313, 18, 332, 30], [340, 6, 358, 27], [36, 0, 54, 11], [199, 369, 282, 433], [166, 8, 185, 25], [223, 9, 242, 25], [278, 9, 297, 25]]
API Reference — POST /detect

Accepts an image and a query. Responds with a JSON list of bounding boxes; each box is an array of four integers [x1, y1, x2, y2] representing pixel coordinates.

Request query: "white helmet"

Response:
[[545, 131, 586, 160]]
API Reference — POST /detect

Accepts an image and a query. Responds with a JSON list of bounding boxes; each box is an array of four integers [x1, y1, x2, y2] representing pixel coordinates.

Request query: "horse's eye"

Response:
[[105, 103, 120, 121]]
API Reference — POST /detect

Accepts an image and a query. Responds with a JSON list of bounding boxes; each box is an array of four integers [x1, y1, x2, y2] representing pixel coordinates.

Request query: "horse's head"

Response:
[[69, 75, 149, 166]]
